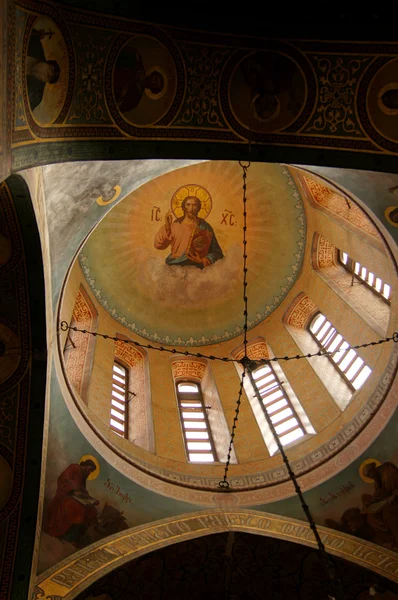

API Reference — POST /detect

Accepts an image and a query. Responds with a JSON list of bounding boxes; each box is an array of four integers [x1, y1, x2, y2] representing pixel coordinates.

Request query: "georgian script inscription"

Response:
[[39, 511, 398, 597], [103, 478, 134, 504], [320, 481, 355, 506]]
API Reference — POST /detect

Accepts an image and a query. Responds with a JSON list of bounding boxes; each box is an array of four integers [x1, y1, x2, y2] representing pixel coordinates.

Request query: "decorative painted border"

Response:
[[56, 301, 398, 509], [34, 509, 398, 598], [78, 165, 306, 346], [13, 0, 398, 163]]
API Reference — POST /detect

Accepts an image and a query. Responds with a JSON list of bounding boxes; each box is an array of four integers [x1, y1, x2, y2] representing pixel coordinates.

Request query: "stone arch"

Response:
[[0, 175, 47, 600], [34, 509, 398, 599]]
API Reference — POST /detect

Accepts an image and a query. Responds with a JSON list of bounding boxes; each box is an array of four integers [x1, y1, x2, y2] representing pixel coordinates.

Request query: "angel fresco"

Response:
[[154, 185, 223, 268]]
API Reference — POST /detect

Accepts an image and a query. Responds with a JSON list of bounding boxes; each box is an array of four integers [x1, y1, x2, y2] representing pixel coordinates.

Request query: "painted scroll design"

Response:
[[305, 56, 370, 136]]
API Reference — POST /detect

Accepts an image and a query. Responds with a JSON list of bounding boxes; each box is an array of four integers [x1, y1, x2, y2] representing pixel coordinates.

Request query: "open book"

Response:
[[72, 492, 98, 506]]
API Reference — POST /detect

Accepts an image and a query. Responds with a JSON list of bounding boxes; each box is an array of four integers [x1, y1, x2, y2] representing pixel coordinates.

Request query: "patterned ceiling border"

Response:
[[78, 165, 306, 346], [33, 509, 398, 598], [12, 0, 398, 175]]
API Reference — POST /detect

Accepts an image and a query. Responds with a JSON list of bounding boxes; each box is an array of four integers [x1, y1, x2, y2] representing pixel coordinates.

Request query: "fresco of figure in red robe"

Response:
[[43, 459, 99, 547]]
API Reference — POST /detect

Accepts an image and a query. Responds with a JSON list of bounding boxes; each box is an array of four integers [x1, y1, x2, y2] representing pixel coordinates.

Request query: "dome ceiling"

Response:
[[79, 161, 306, 346]]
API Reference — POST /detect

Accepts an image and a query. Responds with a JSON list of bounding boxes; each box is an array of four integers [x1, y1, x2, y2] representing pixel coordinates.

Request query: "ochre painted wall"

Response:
[[58, 169, 397, 483]]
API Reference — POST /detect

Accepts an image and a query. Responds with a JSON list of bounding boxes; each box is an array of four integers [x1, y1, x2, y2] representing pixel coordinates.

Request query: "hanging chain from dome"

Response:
[[57, 161, 398, 600], [246, 368, 344, 599], [59, 323, 398, 363], [59, 322, 236, 363], [219, 372, 245, 488], [219, 161, 250, 488], [241, 160, 250, 359]]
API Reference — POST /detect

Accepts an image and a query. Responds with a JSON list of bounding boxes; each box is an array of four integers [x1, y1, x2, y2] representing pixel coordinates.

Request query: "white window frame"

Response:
[[110, 360, 128, 437], [237, 358, 315, 456], [309, 312, 372, 392], [176, 380, 217, 463], [339, 250, 391, 303]]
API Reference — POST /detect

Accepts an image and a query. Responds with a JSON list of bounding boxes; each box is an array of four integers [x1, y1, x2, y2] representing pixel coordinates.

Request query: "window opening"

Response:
[[110, 361, 128, 437], [339, 251, 391, 303], [309, 312, 372, 391], [176, 380, 217, 463], [250, 364, 305, 448]]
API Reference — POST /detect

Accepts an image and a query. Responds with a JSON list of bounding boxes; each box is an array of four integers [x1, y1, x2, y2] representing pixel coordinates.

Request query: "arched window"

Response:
[[309, 312, 372, 390], [110, 361, 128, 437], [111, 337, 153, 451], [232, 337, 314, 455], [339, 251, 391, 303], [176, 380, 217, 463], [251, 363, 305, 448], [311, 233, 390, 337], [171, 359, 236, 464]]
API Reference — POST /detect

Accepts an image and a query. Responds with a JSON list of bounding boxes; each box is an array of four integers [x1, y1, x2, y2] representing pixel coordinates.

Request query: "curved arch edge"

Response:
[[34, 508, 398, 599]]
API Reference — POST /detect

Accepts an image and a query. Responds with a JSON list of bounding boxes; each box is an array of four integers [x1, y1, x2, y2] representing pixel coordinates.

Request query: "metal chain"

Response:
[[60, 322, 397, 365], [247, 369, 344, 599], [219, 370, 246, 489], [58, 157, 398, 597], [218, 161, 251, 488], [60, 322, 235, 363], [241, 161, 250, 359], [252, 331, 398, 364]]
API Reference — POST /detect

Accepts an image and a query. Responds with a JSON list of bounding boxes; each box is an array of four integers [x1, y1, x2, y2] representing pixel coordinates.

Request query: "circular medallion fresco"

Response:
[[112, 35, 177, 126], [79, 162, 306, 346], [229, 51, 306, 133], [367, 57, 398, 143], [25, 16, 69, 126]]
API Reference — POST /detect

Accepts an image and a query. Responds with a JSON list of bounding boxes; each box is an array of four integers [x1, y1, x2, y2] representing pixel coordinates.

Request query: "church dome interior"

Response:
[[3, 5, 398, 596], [58, 159, 397, 506]]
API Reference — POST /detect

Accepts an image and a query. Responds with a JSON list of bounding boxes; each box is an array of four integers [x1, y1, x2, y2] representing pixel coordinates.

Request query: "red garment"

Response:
[[43, 464, 97, 538]]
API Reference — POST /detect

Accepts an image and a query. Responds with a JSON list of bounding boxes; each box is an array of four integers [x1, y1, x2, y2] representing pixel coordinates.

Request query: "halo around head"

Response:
[[385, 206, 398, 227], [171, 184, 212, 220], [145, 65, 168, 99], [359, 458, 381, 483], [79, 454, 100, 480], [377, 82, 398, 115]]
